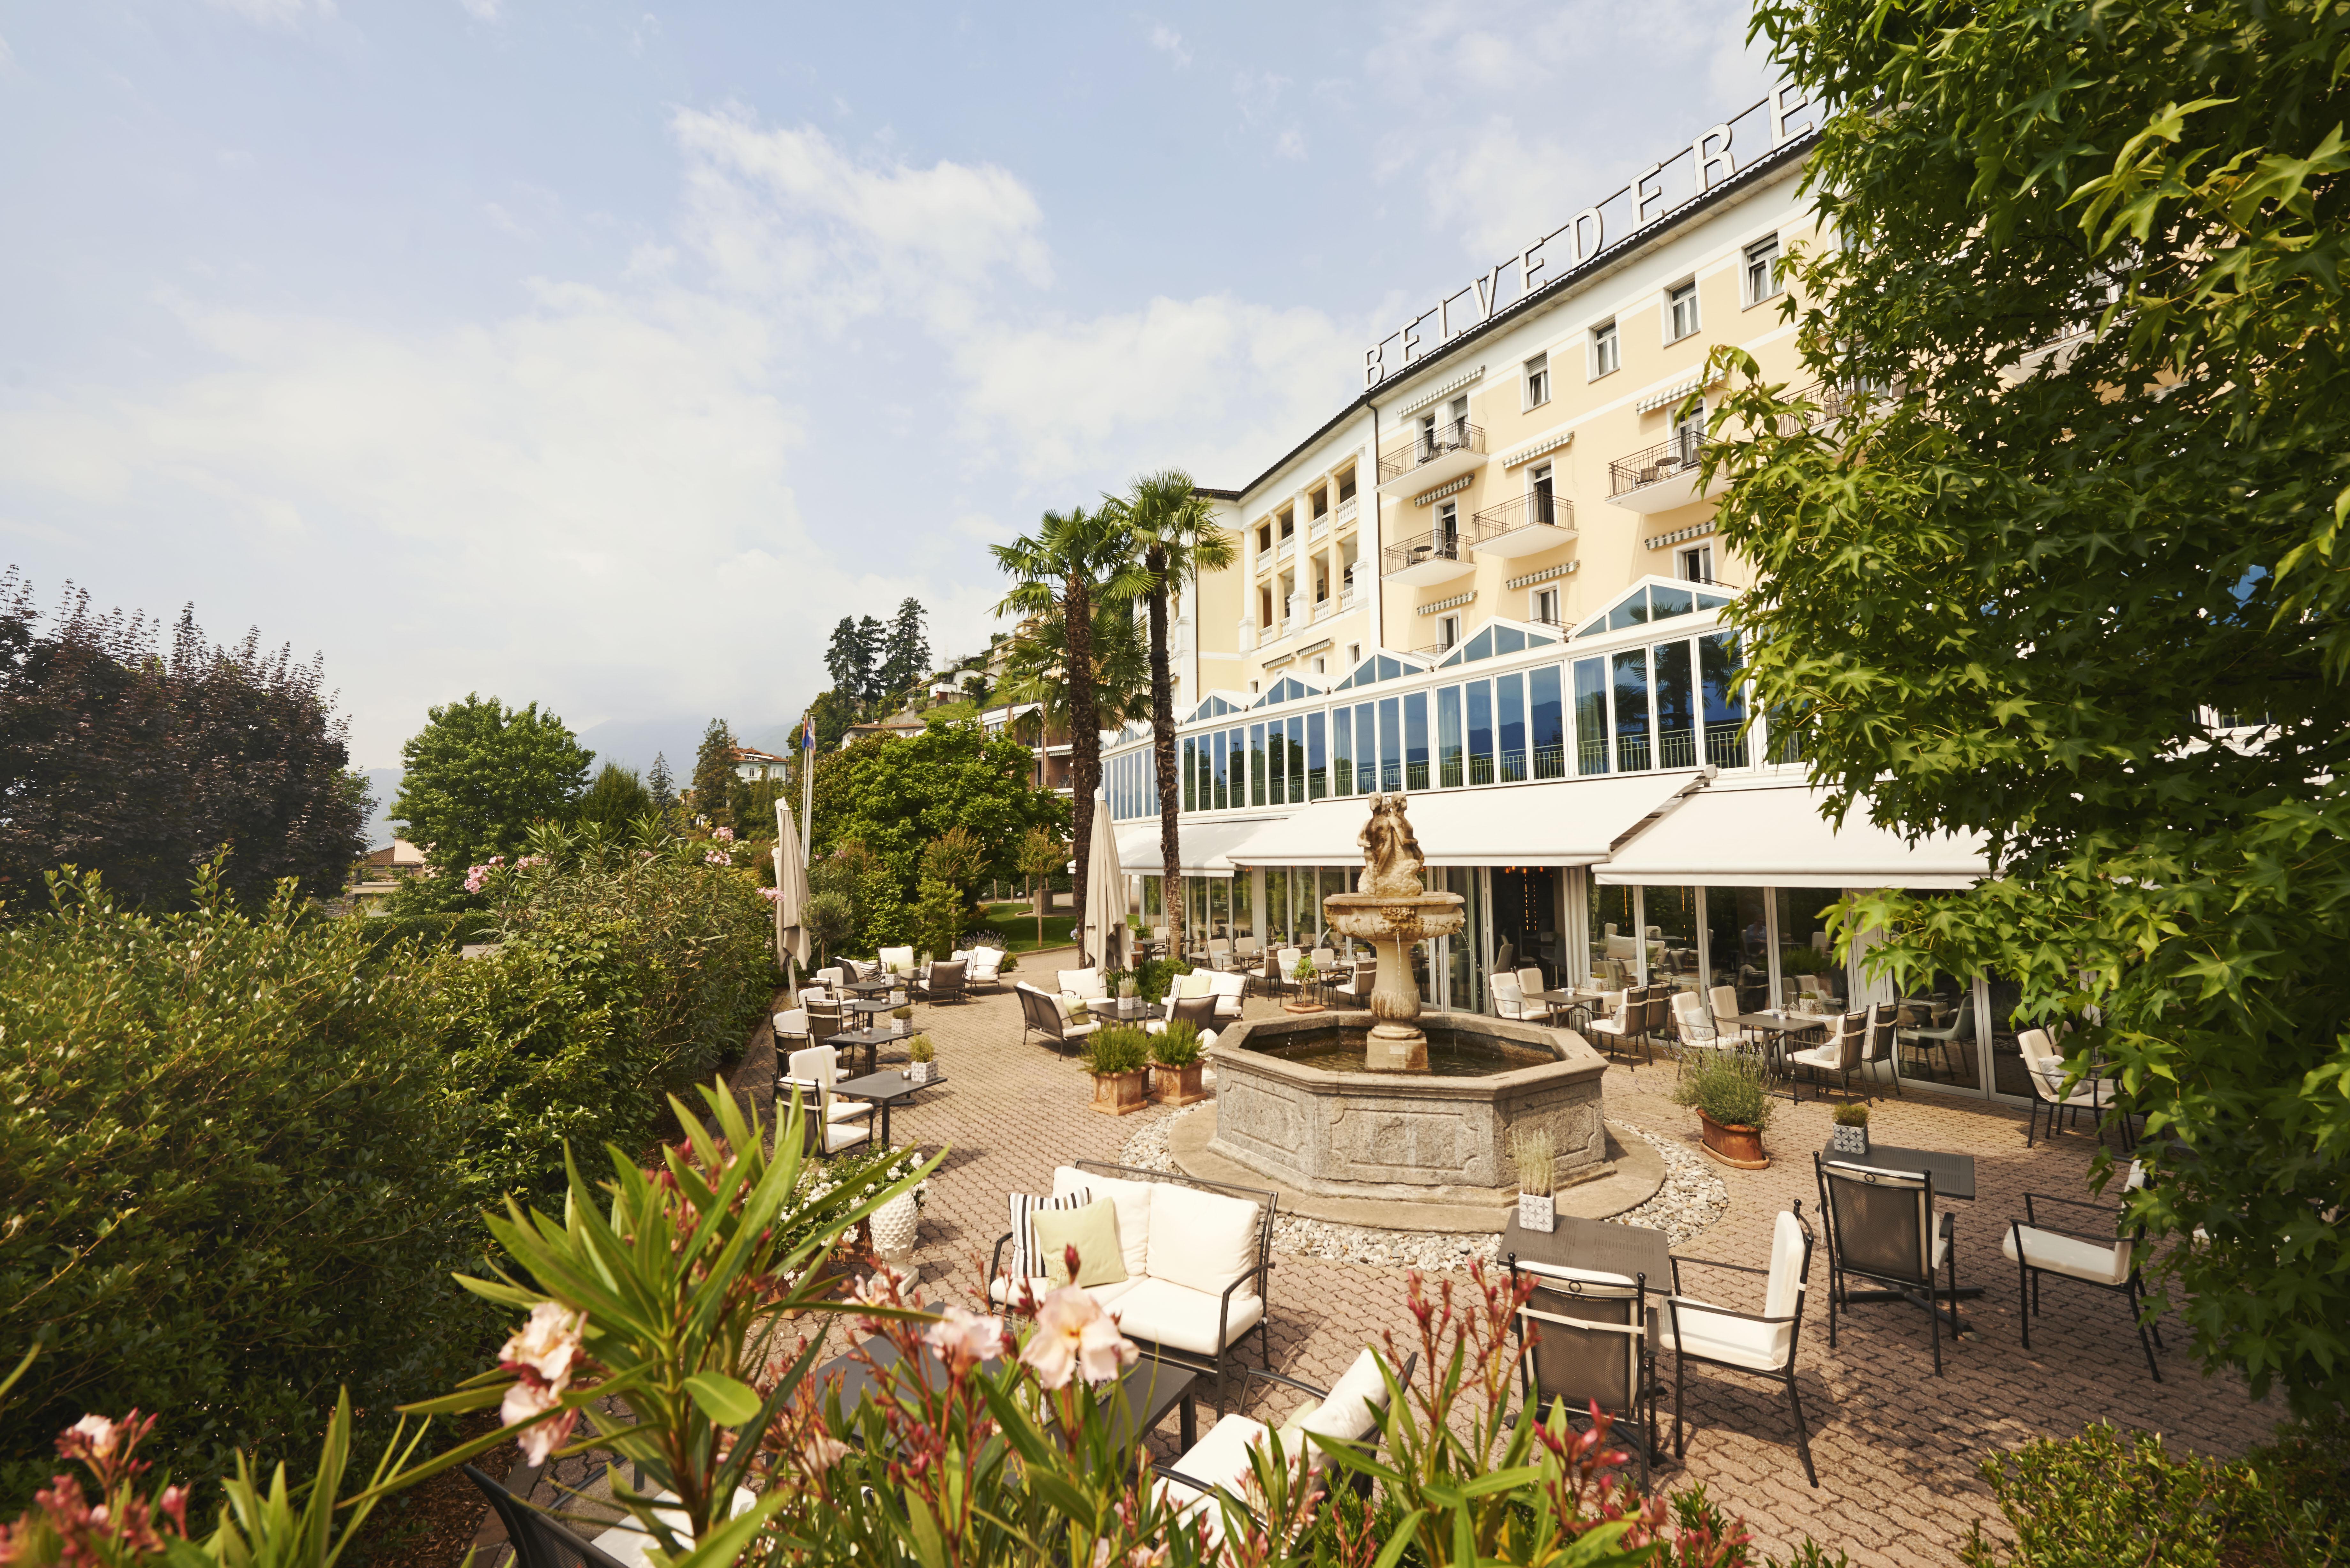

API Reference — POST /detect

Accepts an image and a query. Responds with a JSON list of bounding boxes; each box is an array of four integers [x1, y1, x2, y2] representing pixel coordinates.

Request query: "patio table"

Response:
[[1097, 995, 1156, 1023], [842, 976, 893, 998], [1535, 991, 1596, 1031], [835, 1068, 947, 1146], [814, 1327, 1198, 1453], [1502, 1212, 1671, 1344], [828, 1027, 908, 1078]]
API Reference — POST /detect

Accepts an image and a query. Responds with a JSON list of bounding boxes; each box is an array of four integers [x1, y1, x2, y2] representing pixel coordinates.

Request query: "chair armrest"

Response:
[[2013, 1215, 2126, 1246], [1664, 1295, 1798, 1328], [1213, 1259, 1276, 1348], [1666, 1254, 1770, 1289], [989, 1232, 1014, 1284], [1239, 1367, 1332, 1405]]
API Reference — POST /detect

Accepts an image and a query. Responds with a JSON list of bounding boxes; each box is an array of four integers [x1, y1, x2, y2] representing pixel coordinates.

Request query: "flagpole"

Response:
[[799, 714, 815, 868]]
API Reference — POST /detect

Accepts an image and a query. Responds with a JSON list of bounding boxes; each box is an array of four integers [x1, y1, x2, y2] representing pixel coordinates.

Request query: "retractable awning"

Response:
[[1595, 782, 1988, 889], [1113, 816, 1287, 878], [1224, 771, 1705, 869]]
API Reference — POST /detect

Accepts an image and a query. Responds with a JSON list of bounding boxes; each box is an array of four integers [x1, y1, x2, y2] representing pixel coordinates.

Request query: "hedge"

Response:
[[352, 910, 500, 959]]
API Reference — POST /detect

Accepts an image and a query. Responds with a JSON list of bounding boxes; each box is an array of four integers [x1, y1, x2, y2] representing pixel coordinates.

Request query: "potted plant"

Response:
[[1283, 953, 1326, 1015], [1149, 1021, 1208, 1106], [1080, 1025, 1153, 1117], [891, 1003, 914, 1036], [1511, 1127, 1557, 1233], [1830, 1099, 1870, 1157], [906, 1034, 936, 1085], [1672, 1048, 1775, 1169]]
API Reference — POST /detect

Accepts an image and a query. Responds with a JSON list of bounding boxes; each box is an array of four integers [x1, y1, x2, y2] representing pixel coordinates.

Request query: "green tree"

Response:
[[1718, 0, 2350, 1409], [1016, 824, 1065, 950], [807, 688, 859, 754], [648, 751, 676, 814], [993, 508, 1149, 938], [855, 614, 887, 707], [877, 597, 930, 705], [808, 721, 1067, 914], [688, 718, 735, 830], [824, 617, 871, 715], [1104, 470, 1236, 963], [577, 762, 653, 833], [388, 694, 590, 880]]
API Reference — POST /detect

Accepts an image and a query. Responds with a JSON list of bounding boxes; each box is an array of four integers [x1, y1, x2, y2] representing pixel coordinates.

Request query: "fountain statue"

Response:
[[1322, 793, 1465, 1071]]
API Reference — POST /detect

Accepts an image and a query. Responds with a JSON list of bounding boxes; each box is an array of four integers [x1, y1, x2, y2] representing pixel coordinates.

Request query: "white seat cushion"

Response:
[[2002, 1224, 2130, 1285], [1145, 1183, 1262, 1302], [1298, 1348, 1388, 1446], [1058, 968, 1107, 1000], [1053, 1167, 1155, 1277], [814, 1118, 871, 1153], [988, 1273, 1140, 1312], [590, 1485, 759, 1567], [1153, 1414, 1274, 1545], [1109, 1277, 1265, 1356], [1787, 1044, 1841, 1070], [1658, 1300, 1792, 1371]]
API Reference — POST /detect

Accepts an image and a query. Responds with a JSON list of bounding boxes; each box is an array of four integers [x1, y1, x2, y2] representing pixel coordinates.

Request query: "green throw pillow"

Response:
[[1032, 1199, 1128, 1289]]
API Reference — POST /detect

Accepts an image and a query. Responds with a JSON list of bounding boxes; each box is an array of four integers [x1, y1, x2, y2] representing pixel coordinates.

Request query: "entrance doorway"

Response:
[[1492, 867, 1563, 991]]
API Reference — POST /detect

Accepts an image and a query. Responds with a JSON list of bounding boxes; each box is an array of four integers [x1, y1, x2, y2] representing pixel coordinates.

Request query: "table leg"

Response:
[[1179, 1391, 1197, 1451], [879, 1100, 893, 1147]]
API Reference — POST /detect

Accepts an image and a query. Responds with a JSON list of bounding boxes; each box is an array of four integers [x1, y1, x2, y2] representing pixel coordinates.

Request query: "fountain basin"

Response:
[[1204, 1011, 1612, 1206]]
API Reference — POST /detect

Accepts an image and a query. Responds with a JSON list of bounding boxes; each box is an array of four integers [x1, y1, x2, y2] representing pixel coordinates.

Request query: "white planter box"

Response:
[[1517, 1194, 1555, 1233], [908, 1062, 931, 1085]]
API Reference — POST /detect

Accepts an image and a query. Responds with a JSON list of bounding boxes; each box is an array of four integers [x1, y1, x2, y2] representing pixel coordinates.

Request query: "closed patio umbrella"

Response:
[[773, 797, 812, 978], [1080, 788, 1128, 971]]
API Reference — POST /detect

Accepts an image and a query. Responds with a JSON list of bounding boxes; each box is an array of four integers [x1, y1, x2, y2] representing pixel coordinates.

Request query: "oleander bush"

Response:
[[0, 867, 477, 1506], [352, 910, 500, 959]]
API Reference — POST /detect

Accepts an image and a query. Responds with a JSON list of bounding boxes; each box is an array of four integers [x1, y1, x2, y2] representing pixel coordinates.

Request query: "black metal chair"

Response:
[[1014, 983, 1097, 1053], [463, 1466, 630, 1568], [1506, 1259, 1658, 1490], [1662, 1204, 1818, 1487], [2003, 1183, 2164, 1381], [1815, 1155, 1962, 1375], [916, 958, 968, 1005]]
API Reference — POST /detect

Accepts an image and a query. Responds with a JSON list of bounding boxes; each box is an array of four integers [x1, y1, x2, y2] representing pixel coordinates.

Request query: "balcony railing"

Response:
[[1378, 418, 1487, 485], [1380, 510, 1502, 579], [1608, 431, 1708, 499], [1473, 490, 1575, 537]]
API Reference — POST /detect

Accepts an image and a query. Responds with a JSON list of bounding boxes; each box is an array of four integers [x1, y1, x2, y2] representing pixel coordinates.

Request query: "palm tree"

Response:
[[992, 506, 1149, 948], [1104, 470, 1235, 962]]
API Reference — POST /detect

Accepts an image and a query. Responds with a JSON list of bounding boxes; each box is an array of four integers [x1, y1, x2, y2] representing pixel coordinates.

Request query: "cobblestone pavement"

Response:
[[496, 959, 2279, 1566]]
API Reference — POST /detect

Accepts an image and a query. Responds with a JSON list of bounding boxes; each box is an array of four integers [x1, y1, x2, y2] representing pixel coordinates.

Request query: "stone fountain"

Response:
[[1322, 792, 1465, 1072], [1177, 794, 1652, 1228]]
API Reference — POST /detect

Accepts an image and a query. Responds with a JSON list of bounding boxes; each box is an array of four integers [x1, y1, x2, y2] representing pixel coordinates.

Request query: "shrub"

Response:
[[1673, 1047, 1775, 1132], [0, 869, 476, 1504], [1079, 1025, 1151, 1076], [1148, 1021, 1202, 1068], [1129, 956, 1192, 1003], [1832, 1101, 1870, 1127], [352, 910, 499, 960], [1961, 1417, 2350, 1567]]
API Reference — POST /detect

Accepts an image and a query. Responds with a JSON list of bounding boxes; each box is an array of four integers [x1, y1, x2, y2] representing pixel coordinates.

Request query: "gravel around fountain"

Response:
[[1120, 1102, 1728, 1271]]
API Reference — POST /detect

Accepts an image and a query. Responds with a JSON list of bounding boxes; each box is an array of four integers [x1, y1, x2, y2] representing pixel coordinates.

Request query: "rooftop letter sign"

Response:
[[1363, 86, 1816, 387]]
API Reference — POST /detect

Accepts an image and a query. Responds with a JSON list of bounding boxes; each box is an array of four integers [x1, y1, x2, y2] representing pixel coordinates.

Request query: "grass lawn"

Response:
[[984, 902, 1078, 955]]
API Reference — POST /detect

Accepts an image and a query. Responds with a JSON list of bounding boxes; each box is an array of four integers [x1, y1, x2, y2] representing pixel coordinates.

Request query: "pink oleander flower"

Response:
[[515, 854, 548, 869], [847, 1265, 908, 1334], [501, 1380, 579, 1466], [63, 1415, 120, 1461], [704, 849, 731, 866], [715, 826, 736, 842], [797, 1430, 850, 1474], [500, 1301, 587, 1385], [924, 1306, 1005, 1369], [464, 864, 493, 893], [758, 886, 783, 902], [1019, 1285, 1137, 1390]]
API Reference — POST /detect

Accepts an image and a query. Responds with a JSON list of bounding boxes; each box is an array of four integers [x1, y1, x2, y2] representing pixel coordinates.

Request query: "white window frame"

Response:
[[1439, 613, 1460, 649], [1523, 351, 1550, 410], [1530, 585, 1561, 625], [1589, 320, 1620, 380], [1743, 237, 1783, 307], [1665, 280, 1700, 343], [1679, 544, 1714, 584]]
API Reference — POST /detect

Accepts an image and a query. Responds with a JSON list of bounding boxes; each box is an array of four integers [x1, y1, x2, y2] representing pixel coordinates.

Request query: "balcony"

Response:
[[1381, 509, 1499, 586], [1377, 418, 1488, 496], [1470, 491, 1577, 560], [1607, 431, 1730, 514], [1333, 495, 1359, 531]]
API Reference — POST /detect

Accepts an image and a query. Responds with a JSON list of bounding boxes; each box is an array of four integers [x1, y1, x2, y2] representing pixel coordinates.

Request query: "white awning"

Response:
[[1224, 772, 1705, 869], [1113, 816, 1286, 878], [1595, 782, 1988, 889]]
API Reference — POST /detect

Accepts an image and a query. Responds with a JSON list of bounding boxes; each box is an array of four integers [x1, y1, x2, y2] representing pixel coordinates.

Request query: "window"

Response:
[[1590, 320, 1620, 378], [1744, 237, 1782, 305], [1346, 642, 1360, 666], [1337, 466, 1357, 503], [1259, 586, 1274, 627], [1312, 656, 1326, 674], [1278, 507, 1295, 540], [1667, 281, 1700, 342], [1312, 486, 1329, 519], [1532, 586, 1561, 625], [1524, 351, 1550, 409], [1439, 613, 1460, 649], [1437, 501, 1459, 554], [1257, 523, 1272, 552], [1679, 544, 1715, 584], [1529, 461, 1557, 527]]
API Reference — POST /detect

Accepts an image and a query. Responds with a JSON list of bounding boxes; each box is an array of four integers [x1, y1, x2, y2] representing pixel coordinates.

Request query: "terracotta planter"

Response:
[[1696, 1108, 1771, 1169], [1282, 1000, 1328, 1016], [1151, 1060, 1207, 1107], [1090, 1068, 1151, 1117]]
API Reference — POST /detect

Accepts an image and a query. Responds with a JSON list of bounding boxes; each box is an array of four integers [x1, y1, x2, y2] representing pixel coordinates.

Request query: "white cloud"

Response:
[[459, 0, 504, 19], [204, 0, 335, 23], [1148, 24, 1191, 67]]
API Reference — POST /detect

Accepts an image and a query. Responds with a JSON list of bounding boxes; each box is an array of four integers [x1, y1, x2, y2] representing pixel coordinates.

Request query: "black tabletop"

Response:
[[1501, 1212, 1672, 1288], [843, 976, 893, 995], [845, 996, 903, 1014], [1818, 1141, 1977, 1201], [1098, 996, 1155, 1021], [838, 1069, 946, 1103]]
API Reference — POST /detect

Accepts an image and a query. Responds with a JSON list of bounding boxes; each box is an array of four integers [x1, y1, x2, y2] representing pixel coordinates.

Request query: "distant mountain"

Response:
[[357, 767, 404, 850], [575, 716, 802, 780]]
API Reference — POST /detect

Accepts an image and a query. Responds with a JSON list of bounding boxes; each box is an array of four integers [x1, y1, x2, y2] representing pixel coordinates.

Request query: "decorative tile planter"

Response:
[[1517, 1193, 1556, 1233], [1090, 1068, 1151, 1117]]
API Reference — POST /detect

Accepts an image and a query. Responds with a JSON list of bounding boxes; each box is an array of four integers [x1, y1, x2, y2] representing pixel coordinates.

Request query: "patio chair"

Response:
[[877, 945, 916, 977], [1659, 1205, 1818, 1487], [1814, 1155, 1961, 1375], [1491, 974, 1550, 1025], [2019, 1028, 2105, 1147], [962, 945, 1006, 992], [1708, 984, 1740, 1024], [772, 1008, 811, 1053], [1332, 960, 1374, 1006], [1506, 1260, 1659, 1490], [1517, 966, 1553, 1011], [1148, 991, 1222, 1041], [463, 1465, 630, 1568], [916, 959, 968, 1005], [2002, 1185, 2163, 1381], [1587, 985, 1655, 1063], [1786, 1011, 1867, 1101], [1151, 1351, 1419, 1546], [814, 965, 846, 989], [1016, 982, 1098, 1053], [1895, 995, 1974, 1082], [1058, 968, 1109, 1006], [785, 1047, 876, 1159], [1857, 1001, 1902, 1098], [805, 997, 845, 1046], [1670, 990, 1718, 1049]]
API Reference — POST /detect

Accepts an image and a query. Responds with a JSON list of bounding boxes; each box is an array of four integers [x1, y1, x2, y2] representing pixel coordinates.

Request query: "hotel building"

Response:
[[1096, 90, 2026, 1104]]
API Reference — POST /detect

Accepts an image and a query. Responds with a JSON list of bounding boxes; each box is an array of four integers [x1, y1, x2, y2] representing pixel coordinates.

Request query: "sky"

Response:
[[0, 0, 1775, 781]]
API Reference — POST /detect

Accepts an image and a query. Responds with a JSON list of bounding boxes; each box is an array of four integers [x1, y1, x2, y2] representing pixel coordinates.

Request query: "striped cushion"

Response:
[[1009, 1189, 1090, 1282]]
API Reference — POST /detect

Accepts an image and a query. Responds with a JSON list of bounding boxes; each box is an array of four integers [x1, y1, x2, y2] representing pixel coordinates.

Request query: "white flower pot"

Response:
[[1517, 1194, 1555, 1233], [871, 1190, 920, 1269], [908, 1062, 931, 1085]]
